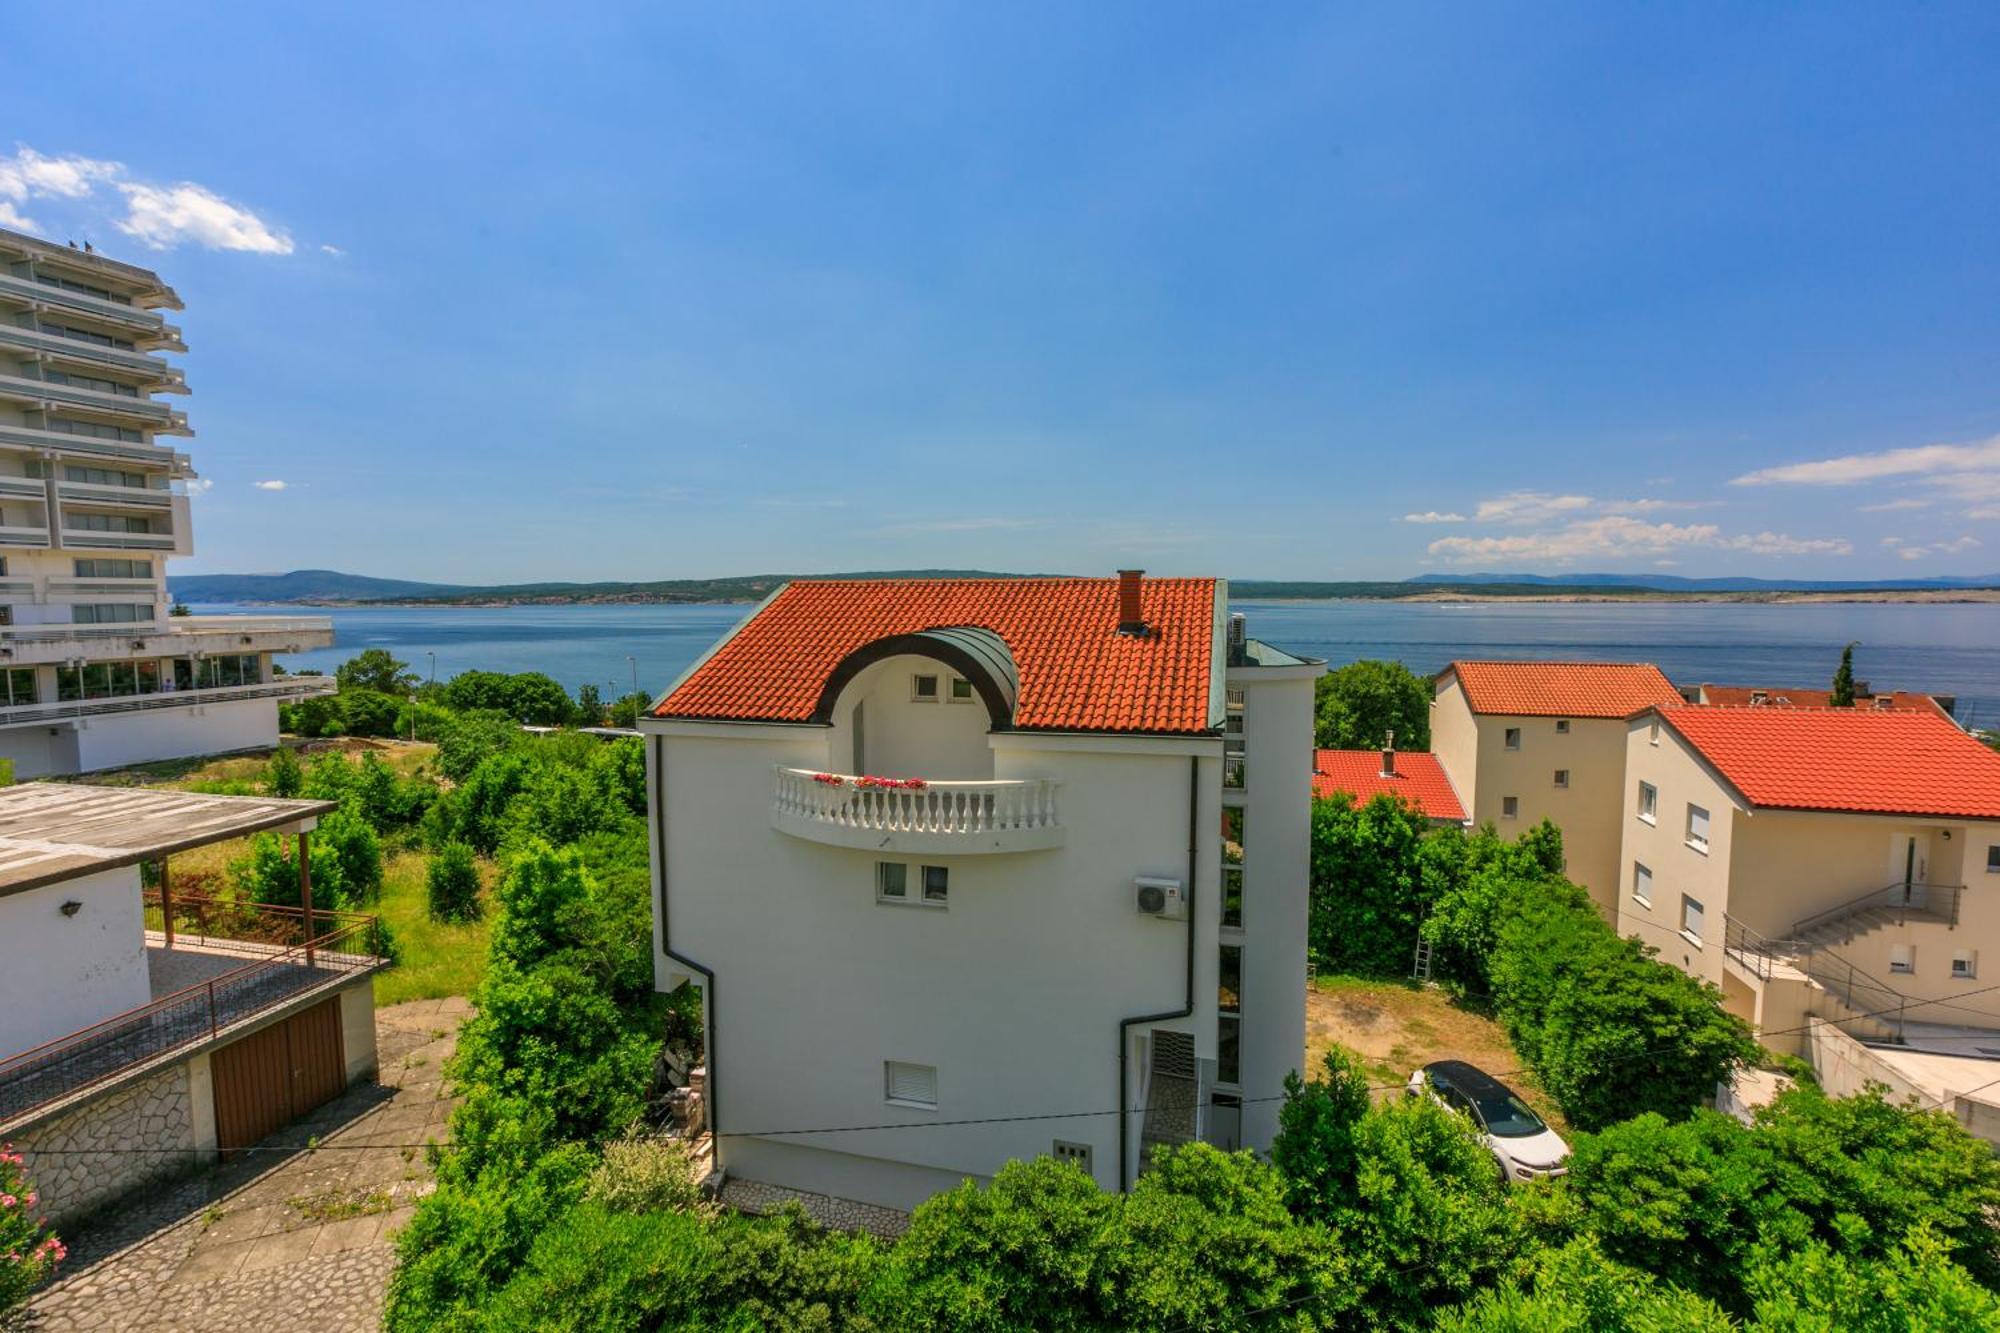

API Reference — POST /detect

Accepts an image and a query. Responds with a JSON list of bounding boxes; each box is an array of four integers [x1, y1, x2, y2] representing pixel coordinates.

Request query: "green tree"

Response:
[[1314, 659, 1432, 751], [1745, 1227, 2000, 1330], [1307, 792, 1431, 974], [281, 692, 345, 738], [336, 647, 419, 695], [571, 682, 604, 727], [337, 688, 402, 738], [1831, 641, 1859, 707], [1435, 1238, 1735, 1332], [314, 806, 384, 905], [426, 842, 483, 923], [436, 709, 523, 783], [608, 691, 650, 729], [1272, 1045, 1374, 1218], [265, 745, 303, 798]]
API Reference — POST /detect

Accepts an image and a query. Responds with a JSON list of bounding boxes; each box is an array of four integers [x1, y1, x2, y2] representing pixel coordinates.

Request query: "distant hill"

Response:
[[1407, 571, 2000, 592], [172, 568, 1046, 606], [170, 570, 475, 602]]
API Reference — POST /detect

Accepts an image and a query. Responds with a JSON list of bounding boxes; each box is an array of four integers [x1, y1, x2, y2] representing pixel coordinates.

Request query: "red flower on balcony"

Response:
[[854, 775, 927, 790]]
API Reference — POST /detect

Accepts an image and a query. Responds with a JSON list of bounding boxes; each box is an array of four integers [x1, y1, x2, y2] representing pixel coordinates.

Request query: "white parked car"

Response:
[[1406, 1059, 1570, 1183]]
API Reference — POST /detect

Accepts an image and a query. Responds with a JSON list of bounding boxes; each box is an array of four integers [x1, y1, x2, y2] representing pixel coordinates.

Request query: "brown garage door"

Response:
[[212, 996, 348, 1158]]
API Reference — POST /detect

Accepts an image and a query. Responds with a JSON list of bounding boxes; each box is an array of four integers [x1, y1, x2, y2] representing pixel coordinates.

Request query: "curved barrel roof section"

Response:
[[655, 577, 1219, 735]]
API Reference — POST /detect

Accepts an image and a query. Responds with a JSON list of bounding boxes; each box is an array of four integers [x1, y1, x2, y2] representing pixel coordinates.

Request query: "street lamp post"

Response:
[[627, 655, 638, 699], [427, 651, 436, 685]]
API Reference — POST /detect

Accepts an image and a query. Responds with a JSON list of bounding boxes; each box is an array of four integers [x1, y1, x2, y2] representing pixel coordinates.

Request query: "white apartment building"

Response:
[[0, 228, 332, 777], [1432, 660, 1683, 915], [641, 573, 1321, 1211]]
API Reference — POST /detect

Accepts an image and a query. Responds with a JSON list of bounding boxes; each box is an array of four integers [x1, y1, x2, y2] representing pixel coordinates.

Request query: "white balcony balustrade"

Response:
[[771, 766, 1064, 853]]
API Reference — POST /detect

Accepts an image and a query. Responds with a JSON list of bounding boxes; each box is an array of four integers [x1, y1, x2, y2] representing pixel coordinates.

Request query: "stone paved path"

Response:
[[13, 998, 470, 1333]]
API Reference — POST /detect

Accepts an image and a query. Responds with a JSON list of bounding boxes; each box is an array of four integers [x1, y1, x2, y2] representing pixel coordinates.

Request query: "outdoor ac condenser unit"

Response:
[[1135, 876, 1186, 920]]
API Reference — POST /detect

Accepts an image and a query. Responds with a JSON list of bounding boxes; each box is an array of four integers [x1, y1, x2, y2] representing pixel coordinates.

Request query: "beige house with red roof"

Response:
[[1693, 683, 1955, 719], [1313, 746, 1466, 824], [1620, 706, 2000, 1053], [1432, 661, 1683, 914], [640, 572, 1322, 1210]]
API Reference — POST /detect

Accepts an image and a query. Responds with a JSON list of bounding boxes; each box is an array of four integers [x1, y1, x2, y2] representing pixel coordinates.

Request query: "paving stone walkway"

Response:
[[12, 997, 469, 1333]]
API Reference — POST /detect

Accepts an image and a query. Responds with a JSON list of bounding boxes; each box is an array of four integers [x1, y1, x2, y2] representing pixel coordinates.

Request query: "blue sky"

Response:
[[4, 4, 1997, 582]]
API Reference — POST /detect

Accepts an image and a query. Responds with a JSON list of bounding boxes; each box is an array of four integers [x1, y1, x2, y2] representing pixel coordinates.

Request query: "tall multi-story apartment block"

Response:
[[642, 573, 1321, 1210], [0, 228, 332, 777]]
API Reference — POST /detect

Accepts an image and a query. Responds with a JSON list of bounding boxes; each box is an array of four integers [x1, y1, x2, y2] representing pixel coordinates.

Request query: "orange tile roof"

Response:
[[656, 577, 1220, 734], [1313, 749, 1467, 822], [1659, 707, 2000, 820], [1442, 660, 1682, 718], [1698, 684, 1950, 718]]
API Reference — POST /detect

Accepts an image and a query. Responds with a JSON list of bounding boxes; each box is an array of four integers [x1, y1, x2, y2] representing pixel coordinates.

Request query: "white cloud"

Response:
[[871, 516, 1040, 537], [1473, 491, 1594, 524], [184, 478, 213, 497], [1400, 511, 1466, 524], [1427, 516, 1851, 564], [1731, 436, 2000, 487], [1880, 536, 1904, 547], [1880, 534, 1980, 562], [0, 202, 32, 231], [319, 243, 346, 257], [1858, 498, 1930, 513], [252, 479, 289, 491], [117, 182, 292, 254]]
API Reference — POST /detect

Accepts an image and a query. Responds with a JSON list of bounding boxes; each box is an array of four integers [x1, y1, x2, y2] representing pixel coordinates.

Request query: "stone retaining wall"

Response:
[[12, 1061, 199, 1228]]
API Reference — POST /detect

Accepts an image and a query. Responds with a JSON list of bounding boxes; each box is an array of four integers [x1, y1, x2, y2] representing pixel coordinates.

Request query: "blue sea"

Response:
[[190, 599, 2000, 730]]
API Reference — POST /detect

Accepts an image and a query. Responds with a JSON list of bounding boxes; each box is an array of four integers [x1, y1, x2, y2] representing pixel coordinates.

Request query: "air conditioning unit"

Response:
[[1135, 876, 1186, 920]]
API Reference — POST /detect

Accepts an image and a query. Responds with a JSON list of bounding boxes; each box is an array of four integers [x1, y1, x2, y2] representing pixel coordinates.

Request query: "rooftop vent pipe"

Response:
[[1380, 729, 1396, 778], [1117, 569, 1147, 636]]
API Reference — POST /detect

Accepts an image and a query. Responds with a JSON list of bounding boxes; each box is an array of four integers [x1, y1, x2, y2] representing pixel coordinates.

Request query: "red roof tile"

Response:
[[1698, 685, 1950, 718], [1660, 707, 2000, 820], [1313, 749, 1467, 822], [1443, 660, 1682, 718], [656, 577, 1219, 734]]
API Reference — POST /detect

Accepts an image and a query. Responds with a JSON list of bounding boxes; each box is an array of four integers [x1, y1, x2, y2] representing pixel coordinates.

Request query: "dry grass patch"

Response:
[[1306, 974, 1566, 1132]]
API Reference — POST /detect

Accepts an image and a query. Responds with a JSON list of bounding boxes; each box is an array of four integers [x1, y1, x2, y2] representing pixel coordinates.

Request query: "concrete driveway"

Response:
[[15, 998, 468, 1333]]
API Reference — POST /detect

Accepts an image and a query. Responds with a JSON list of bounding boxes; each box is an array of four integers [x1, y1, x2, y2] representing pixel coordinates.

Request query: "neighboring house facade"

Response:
[[1312, 746, 1467, 825], [1431, 661, 1682, 915], [0, 784, 384, 1225], [0, 227, 333, 778], [1618, 706, 2000, 1054], [642, 573, 1321, 1211], [1690, 683, 1956, 720]]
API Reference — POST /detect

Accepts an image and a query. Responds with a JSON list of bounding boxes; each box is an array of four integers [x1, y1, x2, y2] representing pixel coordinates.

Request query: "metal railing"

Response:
[[1724, 912, 1915, 1041], [0, 676, 336, 727], [172, 614, 339, 636], [773, 766, 1062, 836], [0, 912, 380, 1123], [1794, 881, 1964, 939]]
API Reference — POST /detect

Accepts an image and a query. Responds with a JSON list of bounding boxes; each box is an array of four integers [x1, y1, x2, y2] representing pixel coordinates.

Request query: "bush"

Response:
[[1315, 658, 1432, 751], [427, 842, 482, 923], [265, 745, 303, 798], [583, 1136, 710, 1215], [338, 689, 402, 738], [441, 672, 574, 727], [281, 692, 345, 738], [0, 1145, 62, 1312], [315, 806, 383, 905], [1307, 793, 1431, 975], [437, 710, 522, 783], [1272, 1045, 1373, 1219]]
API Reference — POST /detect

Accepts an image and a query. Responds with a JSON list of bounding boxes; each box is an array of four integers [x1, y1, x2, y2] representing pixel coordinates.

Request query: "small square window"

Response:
[[1638, 782, 1658, 823], [876, 862, 907, 902], [1555, 719, 1570, 734], [1553, 769, 1569, 789], [922, 865, 949, 904], [948, 676, 976, 703], [1953, 950, 1978, 980], [912, 673, 939, 701], [1889, 944, 1915, 975], [1633, 862, 1652, 907], [1681, 894, 1705, 946], [885, 1060, 938, 1108], [1501, 796, 1519, 820], [1987, 846, 2000, 874], [1504, 727, 1521, 751], [1052, 1140, 1093, 1172]]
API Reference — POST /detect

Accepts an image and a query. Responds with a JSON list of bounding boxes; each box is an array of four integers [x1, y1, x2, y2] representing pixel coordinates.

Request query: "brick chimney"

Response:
[[1116, 569, 1147, 636], [1380, 729, 1396, 778]]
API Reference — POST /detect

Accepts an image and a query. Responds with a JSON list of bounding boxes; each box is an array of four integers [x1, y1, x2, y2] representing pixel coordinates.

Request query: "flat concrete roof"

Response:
[[0, 783, 335, 897]]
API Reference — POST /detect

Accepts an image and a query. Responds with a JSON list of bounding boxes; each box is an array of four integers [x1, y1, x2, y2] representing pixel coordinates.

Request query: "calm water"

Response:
[[192, 599, 2000, 729]]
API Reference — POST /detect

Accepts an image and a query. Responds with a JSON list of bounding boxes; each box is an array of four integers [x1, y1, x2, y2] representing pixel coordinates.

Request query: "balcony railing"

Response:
[[771, 765, 1065, 853], [0, 676, 337, 728], [58, 529, 176, 551], [0, 272, 167, 333], [0, 902, 381, 1125], [0, 325, 183, 381], [1794, 881, 1964, 940], [172, 614, 342, 637], [0, 423, 182, 468], [0, 374, 180, 426]]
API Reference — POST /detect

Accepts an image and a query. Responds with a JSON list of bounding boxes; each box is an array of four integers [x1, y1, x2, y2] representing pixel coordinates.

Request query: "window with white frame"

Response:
[[875, 862, 908, 903], [1681, 894, 1705, 946], [1954, 950, 1978, 980], [1633, 862, 1652, 907], [877, 861, 948, 907], [1504, 727, 1521, 750], [1890, 943, 1915, 975], [1686, 804, 1710, 853], [885, 1061, 938, 1108], [911, 673, 939, 702], [1501, 796, 1519, 819], [1553, 769, 1569, 789], [948, 675, 976, 703], [922, 865, 949, 904], [1638, 782, 1657, 823]]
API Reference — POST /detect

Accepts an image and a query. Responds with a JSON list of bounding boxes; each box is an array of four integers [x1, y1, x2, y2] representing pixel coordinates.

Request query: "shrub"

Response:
[[426, 842, 482, 923], [338, 689, 402, 738], [0, 1145, 61, 1312], [1272, 1045, 1373, 1219], [1314, 658, 1432, 751], [584, 1136, 710, 1215], [1307, 792, 1430, 975], [265, 745, 303, 798], [281, 692, 345, 738], [437, 710, 522, 783], [315, 806, 384, 905], [231, 832, 340, 910]]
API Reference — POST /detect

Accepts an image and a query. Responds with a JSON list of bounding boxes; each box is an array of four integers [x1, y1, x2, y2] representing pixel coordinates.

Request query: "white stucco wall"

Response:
[[650, 711, 1224, 1211], [72, 696, 279, 773], [822, 654, 997, 780], [0, 866, 151, 1058]]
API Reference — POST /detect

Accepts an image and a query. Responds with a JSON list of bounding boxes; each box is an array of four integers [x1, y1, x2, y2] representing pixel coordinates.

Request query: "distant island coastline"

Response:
[[170, 568, 2000, 609]]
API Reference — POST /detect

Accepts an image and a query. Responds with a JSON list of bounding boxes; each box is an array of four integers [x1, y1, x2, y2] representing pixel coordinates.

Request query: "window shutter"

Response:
[[885, 1061, 937, 1106]]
